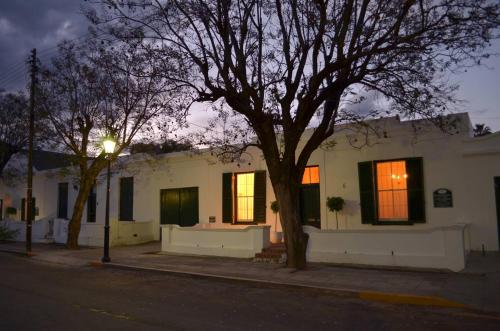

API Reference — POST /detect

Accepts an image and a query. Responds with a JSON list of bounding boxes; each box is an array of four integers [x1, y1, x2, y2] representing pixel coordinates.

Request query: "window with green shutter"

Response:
[[223, 171, 267, 224], [119, 177, 134, 221], [358, 158, 425, 225], [58, 182, 68, 219]]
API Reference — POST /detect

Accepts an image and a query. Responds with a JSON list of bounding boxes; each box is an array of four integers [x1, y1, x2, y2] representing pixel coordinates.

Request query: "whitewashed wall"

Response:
[[304, 224, 469, 272], [161, 224, 271, 258], [53, 218, 155, 247]]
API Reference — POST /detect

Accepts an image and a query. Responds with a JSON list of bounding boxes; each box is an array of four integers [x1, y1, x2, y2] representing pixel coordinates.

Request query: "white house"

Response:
[[1, 113, 499, 271]]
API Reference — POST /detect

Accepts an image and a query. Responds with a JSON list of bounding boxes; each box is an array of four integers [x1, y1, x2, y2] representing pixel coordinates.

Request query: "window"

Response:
[[119, 177, 134, 221], [302, 166, 320, 185], [236, 173, 254, 222], [358, 158, 425, 225], [87, 185, 96, 223], [300, 166, 321, 228], [57, 183, 68, 219], [222, 171, 266, 224], [376, 161, 408, 220]]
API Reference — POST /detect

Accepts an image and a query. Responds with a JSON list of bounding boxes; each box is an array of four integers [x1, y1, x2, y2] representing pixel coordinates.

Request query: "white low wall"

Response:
[[53, 218, 103, 247], [161, 224, 271, 258], [305, 224, 469, 272], [1, 219, 53, 243], [111, 219, 155, 246], [53, 218, 155, 247]]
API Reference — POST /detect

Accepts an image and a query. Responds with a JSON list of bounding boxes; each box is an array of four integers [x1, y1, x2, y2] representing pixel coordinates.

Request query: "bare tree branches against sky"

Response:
[[0, 0, 499, 129]]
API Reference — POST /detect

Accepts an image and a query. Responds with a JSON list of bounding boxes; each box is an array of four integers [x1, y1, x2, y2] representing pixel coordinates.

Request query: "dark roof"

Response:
[[20, 150, 78, 171]]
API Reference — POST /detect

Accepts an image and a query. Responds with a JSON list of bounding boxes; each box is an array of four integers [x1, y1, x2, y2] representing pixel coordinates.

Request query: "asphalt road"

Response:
[[0, 253, 499, 331]]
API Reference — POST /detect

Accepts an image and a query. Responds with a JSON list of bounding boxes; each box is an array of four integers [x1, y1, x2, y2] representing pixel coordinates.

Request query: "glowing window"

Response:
[[376, 161, 408, 220], [236, 173, 254, 222], [302, 166, 320, 185]]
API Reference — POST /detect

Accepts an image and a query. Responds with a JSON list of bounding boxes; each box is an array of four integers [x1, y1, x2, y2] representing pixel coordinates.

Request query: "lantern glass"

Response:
[[103, 137, 116, 154]]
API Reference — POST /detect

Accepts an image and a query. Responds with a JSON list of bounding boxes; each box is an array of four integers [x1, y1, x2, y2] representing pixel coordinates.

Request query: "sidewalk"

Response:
[[1, 241, 500, 314]]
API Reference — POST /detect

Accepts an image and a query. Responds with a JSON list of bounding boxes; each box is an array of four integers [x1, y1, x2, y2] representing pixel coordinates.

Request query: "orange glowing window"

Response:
[[302, 166, 320, 185], [376, 161, 408, 220], [236, 173, 254, 222]]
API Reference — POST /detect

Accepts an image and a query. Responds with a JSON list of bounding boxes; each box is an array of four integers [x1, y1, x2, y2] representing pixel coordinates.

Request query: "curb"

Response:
[[93, 261, 467, 309], [0, 248, 36, 257]]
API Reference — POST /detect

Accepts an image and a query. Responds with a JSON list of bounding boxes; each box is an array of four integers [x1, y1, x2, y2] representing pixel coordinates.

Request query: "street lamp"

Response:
[[102, 136, 116, 263]]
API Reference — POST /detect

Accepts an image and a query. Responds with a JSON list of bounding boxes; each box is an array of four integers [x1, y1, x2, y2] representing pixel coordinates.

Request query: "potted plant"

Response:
[[326, 196, 345, 229], [270, 200, 282, 243], [6, 207, 17, 219]]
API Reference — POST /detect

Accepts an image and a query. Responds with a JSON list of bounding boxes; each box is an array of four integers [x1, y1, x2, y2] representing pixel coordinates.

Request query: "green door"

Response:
[[160, 187, 199, 227], [300, 184, 321, 228]]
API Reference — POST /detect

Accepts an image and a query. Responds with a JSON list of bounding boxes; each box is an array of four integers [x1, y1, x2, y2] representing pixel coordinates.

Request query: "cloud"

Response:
[[0, 0, 89, 92], [0, 17, 16, 36]]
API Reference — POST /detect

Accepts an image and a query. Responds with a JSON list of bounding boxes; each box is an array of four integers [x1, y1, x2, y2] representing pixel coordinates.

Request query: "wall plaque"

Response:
[[433, 188, 453, 208]]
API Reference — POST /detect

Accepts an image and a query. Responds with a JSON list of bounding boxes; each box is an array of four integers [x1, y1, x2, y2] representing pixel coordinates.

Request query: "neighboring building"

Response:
[[1, 113, 499, 271]]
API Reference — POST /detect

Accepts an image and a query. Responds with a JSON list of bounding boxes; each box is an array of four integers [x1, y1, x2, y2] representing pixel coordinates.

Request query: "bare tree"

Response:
[[37, 41, 187, 248], [0, 91, 52, 173], [89, 0, 499, 268], [473, 123, 493, 136]]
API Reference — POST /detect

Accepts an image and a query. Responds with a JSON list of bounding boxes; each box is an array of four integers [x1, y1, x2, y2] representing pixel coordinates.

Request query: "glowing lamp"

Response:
[[103, 137, 116, 154]]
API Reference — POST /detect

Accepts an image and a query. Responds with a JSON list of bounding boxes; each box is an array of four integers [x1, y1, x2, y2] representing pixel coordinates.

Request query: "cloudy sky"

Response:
[[0, 0, 499, 131]]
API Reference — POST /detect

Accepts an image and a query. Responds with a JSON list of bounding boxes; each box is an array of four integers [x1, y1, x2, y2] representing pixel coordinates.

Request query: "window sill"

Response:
[[373, 220, 413, 226], [233, 221, 265, 225]]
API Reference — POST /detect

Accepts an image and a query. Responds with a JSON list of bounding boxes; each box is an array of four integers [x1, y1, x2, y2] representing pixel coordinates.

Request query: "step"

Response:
[[253, 251, 286, 264], [255, 252, 285, 259]]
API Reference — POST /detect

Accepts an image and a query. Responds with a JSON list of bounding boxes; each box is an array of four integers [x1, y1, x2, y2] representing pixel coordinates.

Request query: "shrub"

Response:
[[326, 196, 345, 213], [0, 223, 18, 241], [270, 200, 279, 214]]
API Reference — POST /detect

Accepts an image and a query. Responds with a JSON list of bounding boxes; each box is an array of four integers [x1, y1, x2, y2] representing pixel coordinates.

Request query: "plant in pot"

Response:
[[326, 196, 345, 229], [270, 200, 282, 243], [6, 207, 17, 219]]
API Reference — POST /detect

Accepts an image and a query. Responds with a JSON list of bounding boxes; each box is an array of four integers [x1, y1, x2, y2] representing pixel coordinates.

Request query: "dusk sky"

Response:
[[1, 0, 499, 130]]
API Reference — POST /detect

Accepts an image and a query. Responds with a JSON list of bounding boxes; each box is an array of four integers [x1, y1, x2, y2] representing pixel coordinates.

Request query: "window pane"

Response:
[[309, 166, 320, 184], [302, 167, 311, 184], [393, 190, 408, 219], [302, 166, 319, 185], [376, 161, 408, 221], [236, 173, 254, 221]]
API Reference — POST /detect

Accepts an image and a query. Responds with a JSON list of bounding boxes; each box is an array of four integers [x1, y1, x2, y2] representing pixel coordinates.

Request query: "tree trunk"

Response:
[[275, 182, 309, 269], [66, 177, 94, 249]]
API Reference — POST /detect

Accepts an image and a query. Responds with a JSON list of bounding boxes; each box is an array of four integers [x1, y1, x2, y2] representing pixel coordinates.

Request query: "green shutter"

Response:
[[179, 187, 199, 227], [160, 189, 180, 225], [119, 177, 134, 221], [253, 171, 267, 223], [222, 173, 233, 223], [406, 157, 425, 223], [358, 161, 376, 224]]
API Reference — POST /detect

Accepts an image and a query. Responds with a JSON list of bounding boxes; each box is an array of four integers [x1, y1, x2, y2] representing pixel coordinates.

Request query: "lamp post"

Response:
[[101, 136, 116, 263]]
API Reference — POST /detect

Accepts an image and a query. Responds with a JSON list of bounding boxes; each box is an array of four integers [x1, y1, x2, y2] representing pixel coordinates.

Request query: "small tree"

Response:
[[326, 196, 345, 229], [37, 41, 187, 248], [270, 200, 280, 232]]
